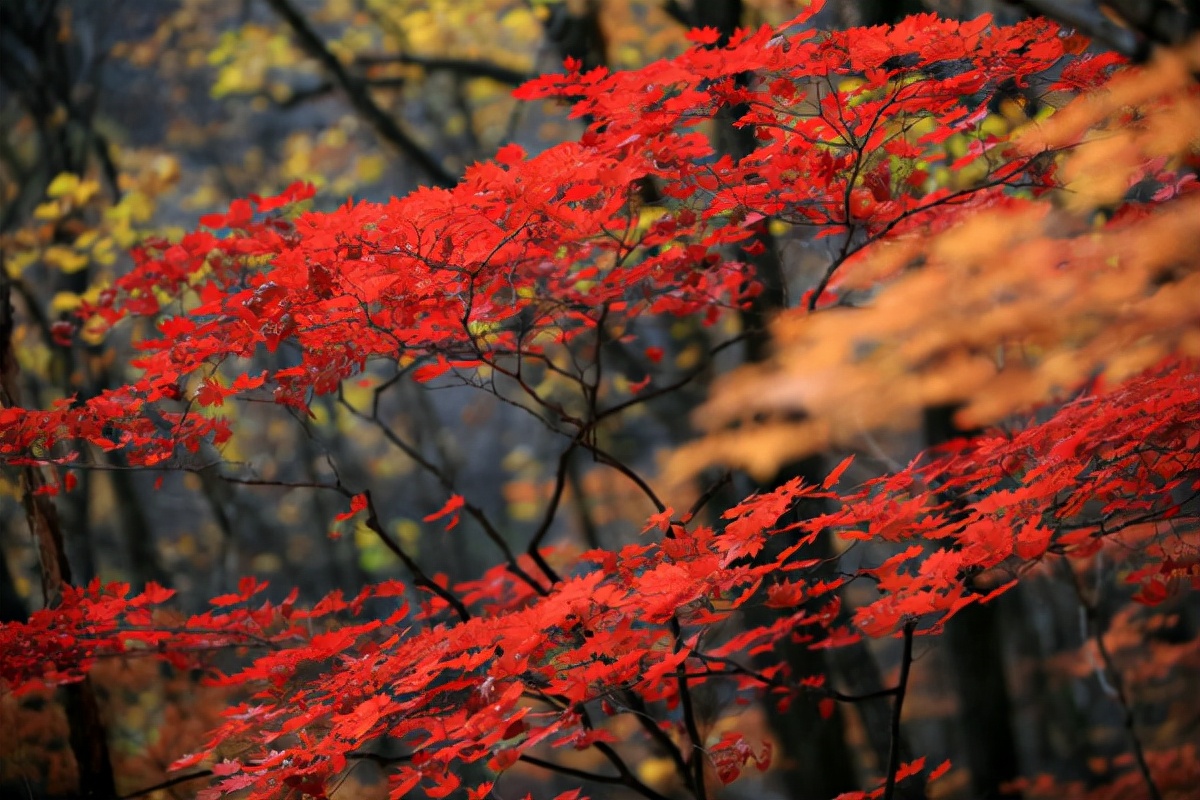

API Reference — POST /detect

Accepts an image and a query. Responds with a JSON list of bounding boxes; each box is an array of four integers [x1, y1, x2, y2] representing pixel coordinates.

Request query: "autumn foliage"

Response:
[[2, 3, 1199, 800]]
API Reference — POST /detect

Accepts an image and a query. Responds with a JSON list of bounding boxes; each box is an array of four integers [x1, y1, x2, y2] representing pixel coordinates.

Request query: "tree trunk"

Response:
[[686, 3, 900, 795], [2, 264, 118, 800], [925, 405, 1023, 798]]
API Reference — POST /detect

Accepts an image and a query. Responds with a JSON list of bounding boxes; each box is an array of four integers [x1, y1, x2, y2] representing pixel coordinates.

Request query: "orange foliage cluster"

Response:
[[0, 689, 76, 795]]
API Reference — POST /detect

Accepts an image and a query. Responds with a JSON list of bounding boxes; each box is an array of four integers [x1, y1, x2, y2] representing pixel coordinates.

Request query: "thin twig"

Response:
[[362, 490, 471, 622], [590, 444, 666, 512], [1068, 563, 1162, 800], [674, 620, 707, 800], [684, 471, 732, 522], [691, 651, 900, 703], [592, 741, 678, 800], [519, 753, 628, 784], [620, 690, 694, 785], [118, 770, 213, 799], [1092, 626, 1162, 800], [526, 439, 583, 584], [341, 391, 548, 596]]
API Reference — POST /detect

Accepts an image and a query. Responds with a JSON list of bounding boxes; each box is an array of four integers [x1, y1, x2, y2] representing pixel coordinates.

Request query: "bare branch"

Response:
[[264, 0, 457, 187], [883, 620, 917, 800], [118, 769, 214, 799], [362, 490, 472, 622], [1068, 563, 1163, 800], [356, 52, 530, 85]]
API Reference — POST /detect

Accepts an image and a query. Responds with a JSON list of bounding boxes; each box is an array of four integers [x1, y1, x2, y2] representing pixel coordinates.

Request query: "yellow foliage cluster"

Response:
[[1, 154, 182, 384], [4, 155, 180, 280], [671, 37, 1200, 482], [208, 23, 303, 99]]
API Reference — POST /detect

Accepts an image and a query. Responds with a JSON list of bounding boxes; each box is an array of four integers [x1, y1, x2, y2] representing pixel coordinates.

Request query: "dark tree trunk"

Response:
[[924, 405, 1023, 798], [2, 265, 118, 799], [683, 3, 902, 796], [0, 544, 28, 623]]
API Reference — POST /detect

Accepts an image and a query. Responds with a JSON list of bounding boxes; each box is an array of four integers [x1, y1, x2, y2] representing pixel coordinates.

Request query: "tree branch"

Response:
[[684, 471, 731, 522], [1068, 563, 1162, 800], [519, 753, 628, 785], [362, 490, 472, 622], [883, 620, 916, 800], [591, 741, 678, 800], [526, 438, 583, 583], [118, 769, 213, 799], [675, 623, 707, 800], [264, 0, 457, 187], [356, 52, 530, 85], [277, 76, 408, 109], [340, 388, 549, 597]]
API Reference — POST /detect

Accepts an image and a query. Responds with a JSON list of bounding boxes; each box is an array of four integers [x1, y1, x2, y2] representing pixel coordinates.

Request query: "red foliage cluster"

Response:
[[0, 9, 1094, 472]]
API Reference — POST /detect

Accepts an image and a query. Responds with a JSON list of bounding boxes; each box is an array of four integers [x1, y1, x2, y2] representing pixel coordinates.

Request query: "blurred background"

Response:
[[2, 1, 1197, 799]]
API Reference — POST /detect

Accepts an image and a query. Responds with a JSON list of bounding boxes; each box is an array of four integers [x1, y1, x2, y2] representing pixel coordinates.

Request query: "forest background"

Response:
[[1, 1, 1198, 800]]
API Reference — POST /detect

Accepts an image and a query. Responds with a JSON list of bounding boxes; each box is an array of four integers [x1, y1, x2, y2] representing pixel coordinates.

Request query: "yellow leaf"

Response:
[[636, 757, 678, 791], [393, 518, 420, 552], [118, 190, 154, 223], [340, 380, 373, 409], [33, 201, 62, 220], [251, 553, 283, 573], [674, 344, 702, 370], [109, 220, 137, 248], [175, 533, 197, 558], [322, 127, 348, 148], [443, 114, 467, 138], [309, 403, 331, 426], [354, 521, 399, 571], [75, 230, 100, 249], [43, 245, 90, 274], [92, 236, 118, 265], [0, 476, 22, 500], [183, 183, 222, 211], [149, 154, 181, 186], [46, 173, 80, 198], [70, 179, 100, 205], [80, 323, 107, 347], [49, 292, 83, 314]]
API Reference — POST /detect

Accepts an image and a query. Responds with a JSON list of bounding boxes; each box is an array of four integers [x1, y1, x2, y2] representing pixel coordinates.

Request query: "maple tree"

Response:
[[2, 2, 1199, 800]]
